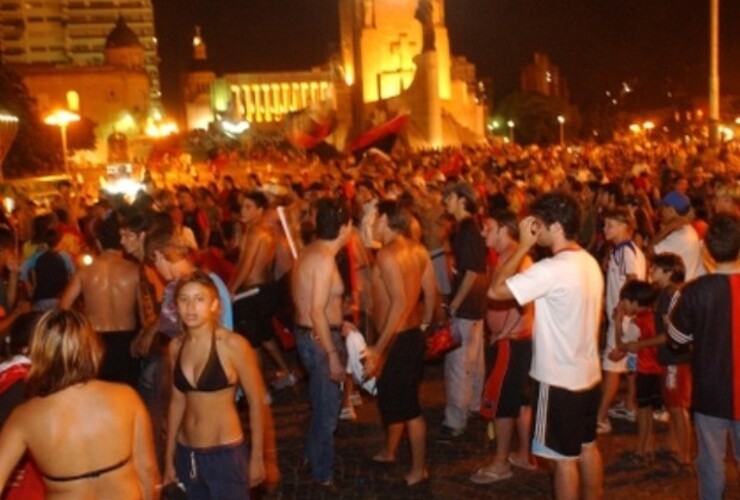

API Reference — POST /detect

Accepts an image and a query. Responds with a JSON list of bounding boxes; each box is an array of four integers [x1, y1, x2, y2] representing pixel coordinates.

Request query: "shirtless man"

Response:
[[366, 199, 436, 487], [229, 191, 293, 385], [59, 214, 140, 387], [291, 197, 351, 491]]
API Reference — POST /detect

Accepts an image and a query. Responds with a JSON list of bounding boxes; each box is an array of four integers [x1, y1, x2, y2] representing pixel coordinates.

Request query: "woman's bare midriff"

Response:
[[178, 389, 244, 448]]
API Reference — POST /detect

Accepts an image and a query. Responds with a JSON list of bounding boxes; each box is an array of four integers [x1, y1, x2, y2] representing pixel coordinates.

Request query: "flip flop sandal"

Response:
[[469, 467, 513, 484]]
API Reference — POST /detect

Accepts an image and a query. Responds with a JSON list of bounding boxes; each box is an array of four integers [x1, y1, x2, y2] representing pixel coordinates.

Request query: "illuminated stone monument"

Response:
[[339, 0, 485, 148]]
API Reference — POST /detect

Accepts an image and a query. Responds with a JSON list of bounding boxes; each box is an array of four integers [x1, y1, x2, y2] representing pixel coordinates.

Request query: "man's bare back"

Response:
[[62, 251, 139, 332], [373, 237, 435, 335]]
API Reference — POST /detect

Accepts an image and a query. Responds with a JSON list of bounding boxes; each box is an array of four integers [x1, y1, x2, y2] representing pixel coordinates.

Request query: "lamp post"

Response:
[[708, 0, 720, 147], [507, 120, 515, 143], [44, 109, 80, 177], [557, 115, 565, 146]]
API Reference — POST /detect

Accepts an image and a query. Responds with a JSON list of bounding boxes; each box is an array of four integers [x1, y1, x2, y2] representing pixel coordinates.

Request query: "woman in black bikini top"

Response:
[[0, 310, 159, 499], [163, 271, 267, 497], [173, 328, 236, 393]]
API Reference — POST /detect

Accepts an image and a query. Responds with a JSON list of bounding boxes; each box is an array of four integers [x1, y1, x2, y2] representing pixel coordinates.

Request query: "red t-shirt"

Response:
[[633, 310, 663, 375]]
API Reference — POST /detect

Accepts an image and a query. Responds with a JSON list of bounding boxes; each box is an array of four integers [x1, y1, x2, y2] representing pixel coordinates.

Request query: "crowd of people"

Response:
[[0, 134, 738, 499]]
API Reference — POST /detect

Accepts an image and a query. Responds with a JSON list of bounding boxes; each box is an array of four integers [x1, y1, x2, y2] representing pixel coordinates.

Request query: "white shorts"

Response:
[[601, 318, 636, 373]]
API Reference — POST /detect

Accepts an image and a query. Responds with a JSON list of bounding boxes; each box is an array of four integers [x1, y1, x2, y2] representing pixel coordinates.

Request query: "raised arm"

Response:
[[489, 216, 540, 301]]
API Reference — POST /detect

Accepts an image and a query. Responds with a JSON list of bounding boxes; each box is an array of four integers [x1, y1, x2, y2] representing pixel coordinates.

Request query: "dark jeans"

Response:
[[294, 327, 345, 483]]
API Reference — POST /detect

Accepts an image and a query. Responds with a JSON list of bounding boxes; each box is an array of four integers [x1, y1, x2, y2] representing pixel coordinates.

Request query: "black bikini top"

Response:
[[174, 331, 236, 393], [42, 455, 130, 482]]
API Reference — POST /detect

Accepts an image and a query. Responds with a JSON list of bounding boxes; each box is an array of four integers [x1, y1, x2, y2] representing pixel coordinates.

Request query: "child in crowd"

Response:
[[609, 280, 661, 467], [597, 207, 647, 434], [625, 253, 691, 470]]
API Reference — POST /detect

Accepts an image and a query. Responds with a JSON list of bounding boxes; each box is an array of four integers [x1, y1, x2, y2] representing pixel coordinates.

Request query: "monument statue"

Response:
[[414, 0, 435, 52]]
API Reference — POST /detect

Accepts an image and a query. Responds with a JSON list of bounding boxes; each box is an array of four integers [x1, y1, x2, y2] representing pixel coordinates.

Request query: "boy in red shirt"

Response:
[[609, 280, 662, 467]]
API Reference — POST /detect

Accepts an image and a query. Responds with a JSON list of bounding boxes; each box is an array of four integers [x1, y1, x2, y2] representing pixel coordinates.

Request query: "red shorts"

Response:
[[661, 364, 692, 409]]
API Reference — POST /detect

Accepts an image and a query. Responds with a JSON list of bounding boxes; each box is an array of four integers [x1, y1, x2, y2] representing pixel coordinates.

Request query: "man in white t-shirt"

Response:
[[652, 191, 703, 281], [488, 192, 604, 500]]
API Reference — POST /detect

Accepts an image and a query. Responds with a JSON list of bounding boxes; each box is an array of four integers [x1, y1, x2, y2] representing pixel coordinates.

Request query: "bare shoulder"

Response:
[[220, 328, 252, 352]]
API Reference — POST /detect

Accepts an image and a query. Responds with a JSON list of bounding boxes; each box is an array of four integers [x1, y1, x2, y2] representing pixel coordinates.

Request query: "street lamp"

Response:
[[507, 120, 515, 142], [643, 121, 655, 140], [557, 115, 565, 146], [44, 109, 80, 177]]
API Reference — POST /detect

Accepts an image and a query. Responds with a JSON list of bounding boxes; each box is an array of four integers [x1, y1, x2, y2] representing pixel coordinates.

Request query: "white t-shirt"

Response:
[[605, 240, 646, 319], [604, 241, 647, 358], [506, 248, 604, 390], [653, 225, 704, 281]]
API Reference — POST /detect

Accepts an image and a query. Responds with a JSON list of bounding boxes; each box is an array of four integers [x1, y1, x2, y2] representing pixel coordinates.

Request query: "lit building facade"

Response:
[[183, 0, 485, 149], [0, 0, 160, 99], [183, 29, 336, 132], [12, 18, 151, 164]]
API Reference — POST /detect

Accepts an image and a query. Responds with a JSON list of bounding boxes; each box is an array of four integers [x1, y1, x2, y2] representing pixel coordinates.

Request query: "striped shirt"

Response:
[[668, 273, 740, 419]]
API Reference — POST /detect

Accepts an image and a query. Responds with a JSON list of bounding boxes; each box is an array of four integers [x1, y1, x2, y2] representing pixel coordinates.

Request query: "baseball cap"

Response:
[[661, 191, 691, 214]]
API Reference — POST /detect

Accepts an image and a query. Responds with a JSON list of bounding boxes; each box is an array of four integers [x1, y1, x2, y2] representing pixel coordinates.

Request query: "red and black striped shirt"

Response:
[[669, 273, 740, 420]]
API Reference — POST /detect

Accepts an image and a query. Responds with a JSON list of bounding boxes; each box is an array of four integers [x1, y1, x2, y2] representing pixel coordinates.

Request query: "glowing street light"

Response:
[[643, 121, 655, 140], [507, 120, 515, 142], [557, 115, 565, 146], [44, 109, 80, 177]]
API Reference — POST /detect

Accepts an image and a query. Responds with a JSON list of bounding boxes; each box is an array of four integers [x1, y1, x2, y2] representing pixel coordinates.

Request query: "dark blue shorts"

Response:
[[175, 440, 249, 500]]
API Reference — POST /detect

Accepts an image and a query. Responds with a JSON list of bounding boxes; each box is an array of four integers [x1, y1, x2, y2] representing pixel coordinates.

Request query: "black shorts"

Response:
[[636, 373, 663, 409], [99, 330, 140, 388], [377, 328, 426, 425], [232, 282, 277, 347], [482, 338, 532, 419], [532, 381, 600, 459]]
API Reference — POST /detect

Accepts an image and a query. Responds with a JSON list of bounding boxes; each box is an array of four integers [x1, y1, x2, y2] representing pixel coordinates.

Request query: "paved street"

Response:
[[260, 361, 739, 500]]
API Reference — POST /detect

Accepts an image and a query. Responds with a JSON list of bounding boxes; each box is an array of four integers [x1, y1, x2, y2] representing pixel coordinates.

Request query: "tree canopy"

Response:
[[0, 63, 61, 179]]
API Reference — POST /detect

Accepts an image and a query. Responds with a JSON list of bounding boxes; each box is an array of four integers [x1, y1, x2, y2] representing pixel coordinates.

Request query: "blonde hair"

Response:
[[26, 310, 103, 397]]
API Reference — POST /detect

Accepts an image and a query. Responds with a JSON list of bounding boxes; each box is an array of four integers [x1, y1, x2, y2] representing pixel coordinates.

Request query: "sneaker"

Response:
[[608, 405, 636, 422], [436, 425, 465, 442], [597, 419, 612, 434], [339, 407, 357, 421], [652, 408, 670, 423], [271, 372, 297, 390]]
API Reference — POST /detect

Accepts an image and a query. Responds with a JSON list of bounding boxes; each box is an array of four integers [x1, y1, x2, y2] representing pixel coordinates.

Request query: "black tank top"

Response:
[[173, 332, 235, 392]]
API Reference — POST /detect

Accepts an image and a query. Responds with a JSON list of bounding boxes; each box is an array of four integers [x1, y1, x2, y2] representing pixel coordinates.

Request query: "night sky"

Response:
[[152, 0, 740, 117]]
